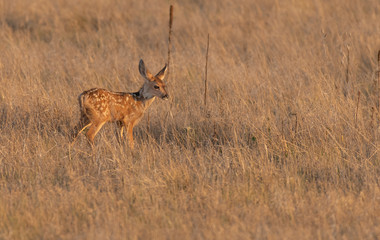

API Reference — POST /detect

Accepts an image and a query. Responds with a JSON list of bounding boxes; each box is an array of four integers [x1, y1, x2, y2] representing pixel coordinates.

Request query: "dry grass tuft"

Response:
[[0, 0, 379, 239]]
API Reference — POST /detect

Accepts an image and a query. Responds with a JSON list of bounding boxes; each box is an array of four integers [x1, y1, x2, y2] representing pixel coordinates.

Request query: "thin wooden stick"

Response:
[[346, 45, 350, 83], [204, 34, 210, 108], [355, 91, 360, 126], [370, 107, 375, 129], [167, 5, 174, 79], [166, 5, 174, 122], [378, 50, 380, 115]]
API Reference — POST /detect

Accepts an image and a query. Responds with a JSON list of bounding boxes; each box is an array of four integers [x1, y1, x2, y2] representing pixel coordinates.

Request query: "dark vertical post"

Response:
[[167, 5, 174, 78], [204, 34, 210, 108]]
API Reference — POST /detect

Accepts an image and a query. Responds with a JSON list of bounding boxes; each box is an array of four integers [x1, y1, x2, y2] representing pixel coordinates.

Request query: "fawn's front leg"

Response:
[[125, 121, 136, 149]]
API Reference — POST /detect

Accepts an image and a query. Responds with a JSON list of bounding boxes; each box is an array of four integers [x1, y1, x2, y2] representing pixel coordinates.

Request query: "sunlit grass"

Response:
[[0, 0, 379, 239]]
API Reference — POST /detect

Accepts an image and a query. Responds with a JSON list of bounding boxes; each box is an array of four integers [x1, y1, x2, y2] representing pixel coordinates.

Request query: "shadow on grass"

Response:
[[0, 101, 257, 151], [134, 117, 258, 150], [0, 102, 73, 138]]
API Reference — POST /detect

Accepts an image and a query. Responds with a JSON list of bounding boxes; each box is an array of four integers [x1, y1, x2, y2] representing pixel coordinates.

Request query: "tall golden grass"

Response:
[[0, 0, 379, 239]]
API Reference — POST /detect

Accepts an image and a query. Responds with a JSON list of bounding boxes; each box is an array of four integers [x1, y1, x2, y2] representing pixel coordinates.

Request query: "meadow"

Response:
[[0, 0, 379, 239]]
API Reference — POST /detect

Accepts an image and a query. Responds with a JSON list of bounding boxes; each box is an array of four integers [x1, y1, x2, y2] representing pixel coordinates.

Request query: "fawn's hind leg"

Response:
[[86, 121, 106, 145]]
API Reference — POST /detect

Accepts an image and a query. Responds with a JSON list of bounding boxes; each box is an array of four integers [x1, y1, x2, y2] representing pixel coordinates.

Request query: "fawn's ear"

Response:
[[155, 64, 167, 81], [139, 59, 154, 81]]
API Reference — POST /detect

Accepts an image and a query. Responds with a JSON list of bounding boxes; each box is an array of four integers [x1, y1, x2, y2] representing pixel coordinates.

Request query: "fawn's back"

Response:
[[79, 88, 146, 124]]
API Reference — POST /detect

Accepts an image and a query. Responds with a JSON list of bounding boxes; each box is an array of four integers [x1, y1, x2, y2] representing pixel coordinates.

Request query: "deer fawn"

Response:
[[72, 59, 168, 149]]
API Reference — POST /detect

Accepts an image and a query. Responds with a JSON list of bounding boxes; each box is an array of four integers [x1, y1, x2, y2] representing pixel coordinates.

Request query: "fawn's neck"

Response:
[[130, 87, 156, 109]]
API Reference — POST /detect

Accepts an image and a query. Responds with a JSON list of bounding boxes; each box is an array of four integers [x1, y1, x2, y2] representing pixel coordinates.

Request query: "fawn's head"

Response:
[[139, 59, 168, 100]]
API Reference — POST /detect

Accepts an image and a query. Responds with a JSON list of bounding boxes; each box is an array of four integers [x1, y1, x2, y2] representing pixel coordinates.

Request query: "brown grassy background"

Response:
[[0, 0, 379, 239]]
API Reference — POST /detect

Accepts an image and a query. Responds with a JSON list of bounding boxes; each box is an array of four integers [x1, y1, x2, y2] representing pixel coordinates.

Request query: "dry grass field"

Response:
[[0, 0, 379, 239]]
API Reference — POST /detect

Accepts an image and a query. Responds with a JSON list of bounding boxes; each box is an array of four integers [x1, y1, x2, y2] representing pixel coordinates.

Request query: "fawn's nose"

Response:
[[162, 94, 169, 100]]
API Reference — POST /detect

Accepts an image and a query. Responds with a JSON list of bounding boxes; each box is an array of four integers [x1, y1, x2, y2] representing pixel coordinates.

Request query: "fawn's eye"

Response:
[[154, 85, 160, 89]]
